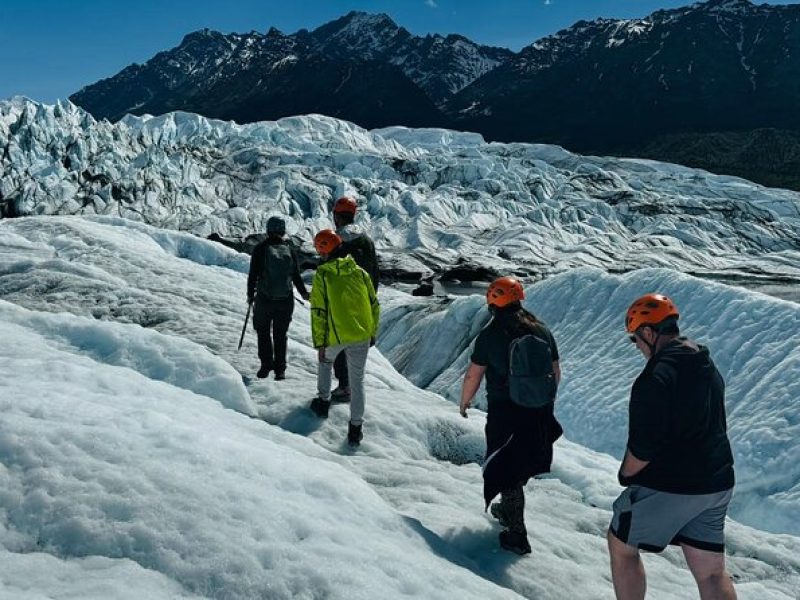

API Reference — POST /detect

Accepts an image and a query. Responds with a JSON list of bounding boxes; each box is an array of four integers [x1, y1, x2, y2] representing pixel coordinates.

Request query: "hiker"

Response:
[[309, 229, 380, 447], [246, 216, 309, 380], [459, 276, 563, 555], [609, 294, 736, 600], [329, 196, 380, 402]]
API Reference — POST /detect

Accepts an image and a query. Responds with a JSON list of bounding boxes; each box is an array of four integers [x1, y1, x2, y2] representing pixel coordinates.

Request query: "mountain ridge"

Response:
[[67, 1, 800, 191]]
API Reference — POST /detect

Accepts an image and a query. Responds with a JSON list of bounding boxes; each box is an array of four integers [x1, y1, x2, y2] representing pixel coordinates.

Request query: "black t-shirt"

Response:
[[625, 337, 735, 494], [470, 310, 559, 407]]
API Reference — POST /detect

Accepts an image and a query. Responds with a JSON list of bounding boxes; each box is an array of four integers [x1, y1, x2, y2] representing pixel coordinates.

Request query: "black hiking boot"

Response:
[[310, 397, 330, 418], [257, 365, 271, 379], [331, 386, 351, 403], [499, 530, 531, 555], [347, 421, 363, 446], [490, 502, 509, 528], [274, 371, 286, 381]]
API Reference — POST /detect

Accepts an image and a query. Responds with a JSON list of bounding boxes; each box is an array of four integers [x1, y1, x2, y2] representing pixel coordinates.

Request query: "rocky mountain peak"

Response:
[[697, 0, 754, 11], [311, 11, 403, 42]]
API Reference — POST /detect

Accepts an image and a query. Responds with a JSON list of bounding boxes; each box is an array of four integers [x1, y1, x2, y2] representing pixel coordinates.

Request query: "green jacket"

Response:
[[310, 256, 380, 348]]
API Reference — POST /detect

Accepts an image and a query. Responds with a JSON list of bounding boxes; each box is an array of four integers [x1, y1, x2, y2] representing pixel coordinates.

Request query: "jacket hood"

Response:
[[653, 337, 714, 375], [318, 255, 360, 275], [336, 223, 365, 242]]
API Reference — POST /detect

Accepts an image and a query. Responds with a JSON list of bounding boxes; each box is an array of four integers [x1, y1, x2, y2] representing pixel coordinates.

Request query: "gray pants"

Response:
[[610, 486, 733, 553], [318, 341, 370, 425]]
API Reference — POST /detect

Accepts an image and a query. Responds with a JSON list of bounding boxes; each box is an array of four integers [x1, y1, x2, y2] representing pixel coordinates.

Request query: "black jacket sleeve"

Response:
[[290, 247, 308, 297], [247, 244, 264, 301], [341, 235, 380, 291], [627, 374, 670, 462], [365, 236, 380, 291]]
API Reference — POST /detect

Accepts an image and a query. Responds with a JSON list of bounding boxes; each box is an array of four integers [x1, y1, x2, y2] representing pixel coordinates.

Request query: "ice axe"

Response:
[[238, 300, 252, 351]]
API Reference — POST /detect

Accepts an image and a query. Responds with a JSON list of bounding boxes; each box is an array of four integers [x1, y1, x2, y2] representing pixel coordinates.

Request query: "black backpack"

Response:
[[507, 324, 557, 408], [257, 243, 294, 299]]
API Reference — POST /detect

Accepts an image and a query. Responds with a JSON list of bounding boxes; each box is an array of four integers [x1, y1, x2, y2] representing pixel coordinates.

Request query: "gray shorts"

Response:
[[609, 485, 733, 553]]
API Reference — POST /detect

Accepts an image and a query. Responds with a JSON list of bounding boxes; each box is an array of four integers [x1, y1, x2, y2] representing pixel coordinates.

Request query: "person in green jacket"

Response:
[[309, 229, 380, 446], [329, 196, 380, 402]]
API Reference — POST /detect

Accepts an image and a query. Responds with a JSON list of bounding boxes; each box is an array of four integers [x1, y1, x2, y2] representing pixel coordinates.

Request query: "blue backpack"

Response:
[[507, 325, 557, 408]]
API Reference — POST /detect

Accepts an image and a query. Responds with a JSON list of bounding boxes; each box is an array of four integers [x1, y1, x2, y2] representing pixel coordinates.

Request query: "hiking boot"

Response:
[[274, 371, 286, 381], [257, 365, 271, 379], [499, 530, 531, 555], [331, 386, 351, 403], [347, 421, 363, 446], [490, 502, 509, 528], [310, 397, 330, 418]]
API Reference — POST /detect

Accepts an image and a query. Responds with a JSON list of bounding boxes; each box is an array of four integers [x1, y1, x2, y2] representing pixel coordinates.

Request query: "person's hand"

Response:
[[459, 397, 471, 418], [617, 470, 632, 488], [369, 337, 376, 347], [318, 347, 326, 362]]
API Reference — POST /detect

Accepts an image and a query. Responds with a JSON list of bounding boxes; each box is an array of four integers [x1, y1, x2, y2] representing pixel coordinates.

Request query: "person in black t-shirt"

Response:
[[608, 293, 737, 600], [247, 217, 309, 380], [460, 276, 563, 556]]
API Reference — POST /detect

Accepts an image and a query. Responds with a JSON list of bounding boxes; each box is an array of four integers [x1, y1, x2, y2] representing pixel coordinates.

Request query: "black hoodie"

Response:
[[624, 337, 735, 494]]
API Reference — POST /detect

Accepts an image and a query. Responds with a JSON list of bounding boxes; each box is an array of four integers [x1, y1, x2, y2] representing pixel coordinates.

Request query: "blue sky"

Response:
[[0, 0, 795, 103]]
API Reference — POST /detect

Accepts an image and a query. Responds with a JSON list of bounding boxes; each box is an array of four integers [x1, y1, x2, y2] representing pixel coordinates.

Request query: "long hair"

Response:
[[494, 303, 540, 337]]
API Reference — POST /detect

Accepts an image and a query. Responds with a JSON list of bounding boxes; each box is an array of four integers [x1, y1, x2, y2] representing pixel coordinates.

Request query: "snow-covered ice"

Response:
[[379, 268, 800, 537], [1, 215, 799, 599], [2, 98, 800, 283]]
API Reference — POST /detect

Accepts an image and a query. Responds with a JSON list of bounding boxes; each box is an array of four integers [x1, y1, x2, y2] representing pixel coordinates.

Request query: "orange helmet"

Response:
[[625, 293, 679, 333], [486, 276, 525, 308], [333, 196, 358, 215], [314, 229, 342, 255]]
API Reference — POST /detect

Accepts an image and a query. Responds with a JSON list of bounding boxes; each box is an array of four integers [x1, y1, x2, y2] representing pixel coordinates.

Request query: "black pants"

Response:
[[254, 297, 293, 373], [334, 351, 349, 388], [501, 486, 527, 535]]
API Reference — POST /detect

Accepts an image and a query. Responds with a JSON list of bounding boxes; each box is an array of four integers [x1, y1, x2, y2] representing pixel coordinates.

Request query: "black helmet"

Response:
[[267, 216, 286, 236]]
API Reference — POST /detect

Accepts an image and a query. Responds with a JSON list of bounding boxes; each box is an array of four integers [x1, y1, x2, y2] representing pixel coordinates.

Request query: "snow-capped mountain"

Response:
[[66, 1, 800, 190], [3, 98, 800, 284], [307, 12, 512, 105], [66, 25, 445, 130], [69, 11, 511, 124], [450, 0, 800, 153]]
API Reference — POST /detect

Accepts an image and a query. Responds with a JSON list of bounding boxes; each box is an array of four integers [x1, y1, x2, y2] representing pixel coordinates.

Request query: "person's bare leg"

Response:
[[681, 543, 737, 600], [608, 530, 646, 600]]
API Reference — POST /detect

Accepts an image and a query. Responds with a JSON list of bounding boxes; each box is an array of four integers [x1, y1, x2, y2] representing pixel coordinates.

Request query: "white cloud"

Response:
[[544, 0, 553, 5], [426, 0, 438, 8]]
